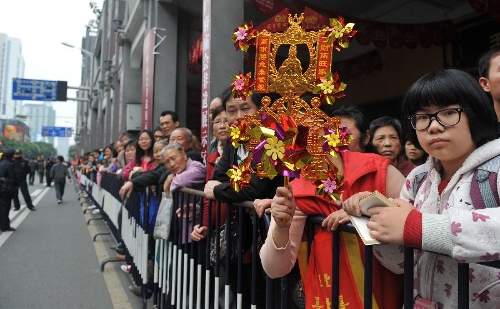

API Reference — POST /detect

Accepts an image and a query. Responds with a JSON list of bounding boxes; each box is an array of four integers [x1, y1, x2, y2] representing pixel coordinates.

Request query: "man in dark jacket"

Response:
[[28, 157, 38, 185], [0, 150, 19, 231], [50, 156, 71, 204], [37, 157, 45, 184], [45, 157, 55, 187], [12, 149, 36, 211]]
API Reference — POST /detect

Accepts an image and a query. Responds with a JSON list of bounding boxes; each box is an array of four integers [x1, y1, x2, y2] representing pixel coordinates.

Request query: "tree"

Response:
[[0, 137, 57, 158], [87, 0, 102, 31], [68, 145, 76, 159]]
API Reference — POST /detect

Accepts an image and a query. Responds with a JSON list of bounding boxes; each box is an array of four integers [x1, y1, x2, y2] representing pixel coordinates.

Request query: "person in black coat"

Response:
[[12, 149, 36, 211], [0, 150, 19, 231], [45, 157, 55, 187]]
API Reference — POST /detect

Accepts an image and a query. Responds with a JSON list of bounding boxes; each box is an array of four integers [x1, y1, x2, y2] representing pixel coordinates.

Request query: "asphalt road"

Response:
[[0, 180, 143, 309]]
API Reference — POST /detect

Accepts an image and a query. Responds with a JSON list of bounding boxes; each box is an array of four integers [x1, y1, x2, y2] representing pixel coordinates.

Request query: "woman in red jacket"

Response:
[[191, 104, 229, 241]]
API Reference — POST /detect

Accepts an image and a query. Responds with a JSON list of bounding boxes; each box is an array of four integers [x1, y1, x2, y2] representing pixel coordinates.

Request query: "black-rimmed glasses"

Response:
[[409, 107, 466, 131]]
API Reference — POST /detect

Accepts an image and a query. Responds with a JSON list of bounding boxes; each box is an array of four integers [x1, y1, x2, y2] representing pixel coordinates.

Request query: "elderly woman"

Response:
[[369, 116, 415, 176], [161, 143, 206, 243], [191, 105, 229, 241]]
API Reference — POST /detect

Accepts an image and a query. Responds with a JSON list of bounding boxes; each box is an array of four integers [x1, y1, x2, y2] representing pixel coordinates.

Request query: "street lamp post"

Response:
[[61, 42, 94, 156]]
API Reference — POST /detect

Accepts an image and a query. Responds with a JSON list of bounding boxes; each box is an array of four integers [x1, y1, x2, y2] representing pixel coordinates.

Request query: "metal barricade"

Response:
[[74, 173, 500, 309]]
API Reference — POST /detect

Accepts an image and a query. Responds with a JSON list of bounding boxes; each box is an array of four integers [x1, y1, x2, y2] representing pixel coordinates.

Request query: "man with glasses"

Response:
[[158, 111, 180, 143]]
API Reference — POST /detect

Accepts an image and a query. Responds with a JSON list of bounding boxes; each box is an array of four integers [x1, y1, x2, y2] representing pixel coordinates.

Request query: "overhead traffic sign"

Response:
[[41, 126, 73, 137], [12, 78, 67, 101]]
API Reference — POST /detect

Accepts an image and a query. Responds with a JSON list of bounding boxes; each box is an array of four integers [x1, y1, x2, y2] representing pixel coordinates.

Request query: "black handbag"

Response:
[[209, 212, 238, 266]]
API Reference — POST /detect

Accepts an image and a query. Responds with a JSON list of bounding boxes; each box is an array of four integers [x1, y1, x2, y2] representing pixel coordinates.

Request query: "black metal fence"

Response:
[[75, 170, 500, 309]]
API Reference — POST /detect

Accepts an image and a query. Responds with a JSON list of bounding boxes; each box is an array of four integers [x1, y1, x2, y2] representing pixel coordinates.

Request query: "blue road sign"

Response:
[[12, 78, 58, 101], [41, 126, 72, 137]]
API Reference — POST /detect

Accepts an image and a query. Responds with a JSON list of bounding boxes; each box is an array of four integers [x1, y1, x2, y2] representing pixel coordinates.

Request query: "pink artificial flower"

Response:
[[236, 27, 248, 41], [323, 179, 337, 193], [233, 78, 245, 91]]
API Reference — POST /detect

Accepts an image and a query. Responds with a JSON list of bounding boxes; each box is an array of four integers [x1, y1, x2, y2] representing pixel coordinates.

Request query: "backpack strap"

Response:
[[412, 165, 428, 198], [470, 156, 500, 209]]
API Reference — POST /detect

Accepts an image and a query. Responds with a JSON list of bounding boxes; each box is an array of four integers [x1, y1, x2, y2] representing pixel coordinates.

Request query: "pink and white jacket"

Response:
[[377, 138, 500, 309]]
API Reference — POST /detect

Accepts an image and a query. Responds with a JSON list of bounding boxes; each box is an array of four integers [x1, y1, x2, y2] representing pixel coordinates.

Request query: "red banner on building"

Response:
[[316, 35, 333, 81], [255, 35, 271, 92], [200, 0, 212, 161], [255, 8, 289, 32], [141, 29, 156, 130]]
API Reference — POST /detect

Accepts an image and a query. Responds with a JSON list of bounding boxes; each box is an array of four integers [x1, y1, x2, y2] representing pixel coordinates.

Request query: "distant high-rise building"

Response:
[[21, 103, 56, 143], [0, 33, 25, 120]]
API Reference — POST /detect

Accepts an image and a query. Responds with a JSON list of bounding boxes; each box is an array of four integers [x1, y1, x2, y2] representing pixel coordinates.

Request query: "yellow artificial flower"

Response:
[[264, 136, 285, 160]]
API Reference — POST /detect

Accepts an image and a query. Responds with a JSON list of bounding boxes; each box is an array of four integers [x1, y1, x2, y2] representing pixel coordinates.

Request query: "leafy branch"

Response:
[[87, 0, 102, 30]]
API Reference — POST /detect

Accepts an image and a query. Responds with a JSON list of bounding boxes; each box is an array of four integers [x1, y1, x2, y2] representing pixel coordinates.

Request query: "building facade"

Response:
[[0, 33, 25, 120], [21, 103, 56, 143], [74, 0, 500, 157]]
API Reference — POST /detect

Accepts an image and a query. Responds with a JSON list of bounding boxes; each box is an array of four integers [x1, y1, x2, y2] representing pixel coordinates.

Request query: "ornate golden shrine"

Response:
[[227, 13, 356, 199]]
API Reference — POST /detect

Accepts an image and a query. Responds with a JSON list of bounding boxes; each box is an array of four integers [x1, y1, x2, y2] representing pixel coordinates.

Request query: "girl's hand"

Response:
[[322, 209, 350, 231], [365, 199, 414, 245], [271, 187, 295, 228], [191, 224, 208, 241], [342, 191, 373, 217]]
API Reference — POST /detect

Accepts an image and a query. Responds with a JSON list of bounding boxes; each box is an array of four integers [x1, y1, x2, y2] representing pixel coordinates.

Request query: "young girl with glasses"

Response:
[[343, 69, 500, 308]]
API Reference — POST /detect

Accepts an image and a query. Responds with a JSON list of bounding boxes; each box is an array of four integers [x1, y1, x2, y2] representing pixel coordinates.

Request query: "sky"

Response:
[[0, 0, 101, 135]]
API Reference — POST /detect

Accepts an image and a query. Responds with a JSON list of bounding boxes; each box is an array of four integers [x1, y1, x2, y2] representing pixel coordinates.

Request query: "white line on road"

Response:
[[30, 189, 43, 196], [0, 187, 50, 248]]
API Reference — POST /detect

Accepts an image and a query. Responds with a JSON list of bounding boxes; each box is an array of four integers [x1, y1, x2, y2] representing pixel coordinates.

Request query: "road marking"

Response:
[[31, 187, 50, 205], [30, 189, 43, 196], [0, 187, 50, 248]]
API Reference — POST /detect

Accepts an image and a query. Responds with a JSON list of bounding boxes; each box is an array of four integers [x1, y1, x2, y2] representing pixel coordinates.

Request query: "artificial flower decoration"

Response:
[[264, 136, 285, 161], [231, 72, 255, 100], [321, 126, 352, 156], [228, 118, 252, 148], [224, 12, 358, 200], [313, 72, 346, 105], [226, 163, 252, 192], [314, 167, 344, 201], [325, 16, 357, 51], [231, 21, 258, 52], [323, 179, 337, 193]]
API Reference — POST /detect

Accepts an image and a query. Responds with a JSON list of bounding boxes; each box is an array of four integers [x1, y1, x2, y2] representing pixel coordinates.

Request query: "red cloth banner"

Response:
[[200, 0, 212, 161], [430, 23, 444, 46], [302, 6, 329, 30], [316, 35, 333, 80], [354, 19, 373, 46], [255, 8, 290, 32], [372, 23, 388, 48], [416, 24, 432, 48], [403, 25, 418, 49], [255, 35, 271, 92], [388, 24, 404, 49], [141, 29, 156, 130]]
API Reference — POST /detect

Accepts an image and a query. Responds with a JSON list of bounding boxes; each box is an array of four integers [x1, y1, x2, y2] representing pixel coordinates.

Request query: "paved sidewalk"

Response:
[[0, 181, 142, 309]]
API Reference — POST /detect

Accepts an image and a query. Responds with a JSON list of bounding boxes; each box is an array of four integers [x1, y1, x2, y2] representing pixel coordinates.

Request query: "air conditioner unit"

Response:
[[126, 103, 142, 131]]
